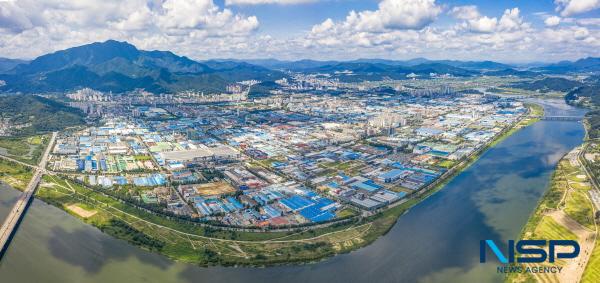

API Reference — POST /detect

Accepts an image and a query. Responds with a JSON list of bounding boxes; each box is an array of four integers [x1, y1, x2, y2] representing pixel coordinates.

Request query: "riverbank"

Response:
[[506, 145, 597, 283], [0, 104, 540, 267]]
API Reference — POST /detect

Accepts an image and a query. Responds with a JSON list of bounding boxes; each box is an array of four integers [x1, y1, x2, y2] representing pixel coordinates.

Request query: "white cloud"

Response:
[[449, 5, 481, 21], [317, 0, 441, 33], [0, 0, 260, 59], [545, 15, 561, 26], [467, 16, 497, 33], [0, 1, 36, 33], [0, 0, 598, 62], [225, 0, 316, 5], [555, 0, 600, 16], [302, 5, 599, 62], [542, 25, 593, 42], [457, 7, 529, 34], [577, 17, 600, 26]]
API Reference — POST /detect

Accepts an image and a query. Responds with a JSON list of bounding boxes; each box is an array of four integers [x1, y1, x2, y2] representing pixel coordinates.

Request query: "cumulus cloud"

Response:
[[455, 7, 529, 34], [303, 0, 443, 56], [449, 5, 481, 21], [0, 0, 598, 62], [467, 16, 498, 33], [0, 2, 36, 33], [314, 0, 442, 33], [0, 0, 260, 59], [545, 15, 562, 26], [303, 5, 594, 62], [364, 0, 441, 30], [555, 0, 600, 16], [225, 0, 316, 5]]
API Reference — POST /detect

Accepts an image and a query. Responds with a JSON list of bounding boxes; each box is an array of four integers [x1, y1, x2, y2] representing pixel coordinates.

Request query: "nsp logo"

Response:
[[480, 240, 580, 263]]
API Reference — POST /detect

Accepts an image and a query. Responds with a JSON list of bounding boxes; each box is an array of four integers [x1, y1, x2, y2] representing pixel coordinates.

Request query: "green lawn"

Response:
[[583, 238, 600, 283], [564, 190, 595, 230], [134, 155, 152, 161], [335, 208, 357, 218], [533, 216, 578, 241], [437, 160, 455, 169]]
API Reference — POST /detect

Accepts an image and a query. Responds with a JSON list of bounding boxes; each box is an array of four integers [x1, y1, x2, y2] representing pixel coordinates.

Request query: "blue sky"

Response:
[[227, 1, 552, 34], [220, 0, 378, 36], [0, 0, 599, 62]]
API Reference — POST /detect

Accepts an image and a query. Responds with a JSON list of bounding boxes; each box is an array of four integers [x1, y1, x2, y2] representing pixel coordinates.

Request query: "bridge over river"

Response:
[[531, 115, 583, 121], [0, 132, 56, 258]]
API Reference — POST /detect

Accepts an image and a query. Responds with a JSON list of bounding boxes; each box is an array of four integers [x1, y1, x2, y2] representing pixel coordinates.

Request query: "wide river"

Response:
[[0, 99, 587, 283]]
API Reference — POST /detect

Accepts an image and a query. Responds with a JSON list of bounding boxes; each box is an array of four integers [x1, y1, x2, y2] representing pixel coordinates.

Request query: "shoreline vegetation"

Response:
[[506, 148, 596, 283], [0, 103, 542, 267], [506, 111, 600, 283]]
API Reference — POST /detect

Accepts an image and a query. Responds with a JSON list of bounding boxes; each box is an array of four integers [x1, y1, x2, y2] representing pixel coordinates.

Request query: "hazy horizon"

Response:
[[0, 39, 596, 65]]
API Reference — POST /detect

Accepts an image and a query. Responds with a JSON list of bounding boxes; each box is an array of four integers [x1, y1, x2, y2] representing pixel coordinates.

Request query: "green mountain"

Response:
[[509, 77, 583, 93], [535, 57, 600, 73], [299, 62, 476, 82], [0, 58, 28, 73], [0, 95, 85, 135], [244, 58, 512, 71], [0, 40, 285, 94], [484, 68, 539, 77]]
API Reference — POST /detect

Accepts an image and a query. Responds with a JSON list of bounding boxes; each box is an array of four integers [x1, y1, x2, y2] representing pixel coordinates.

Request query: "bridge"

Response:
[[0, 132, 56, 258], [531, 115, 583, 122]]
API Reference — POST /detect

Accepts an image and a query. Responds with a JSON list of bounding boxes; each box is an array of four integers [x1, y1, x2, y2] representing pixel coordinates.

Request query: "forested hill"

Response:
[[0, 95, 85, 135], [0, 40, 285, 94]]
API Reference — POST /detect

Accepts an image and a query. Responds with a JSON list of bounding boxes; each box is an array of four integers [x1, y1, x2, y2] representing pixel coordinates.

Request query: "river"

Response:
[[0, 99, 587, 283]]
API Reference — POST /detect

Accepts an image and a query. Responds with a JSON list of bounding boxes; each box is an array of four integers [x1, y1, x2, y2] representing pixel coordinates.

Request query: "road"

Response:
[[0, 132, 56, 257]]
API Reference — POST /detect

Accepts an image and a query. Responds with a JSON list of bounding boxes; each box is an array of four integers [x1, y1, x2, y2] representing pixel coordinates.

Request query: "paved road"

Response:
[[0, 132, 56, 257]]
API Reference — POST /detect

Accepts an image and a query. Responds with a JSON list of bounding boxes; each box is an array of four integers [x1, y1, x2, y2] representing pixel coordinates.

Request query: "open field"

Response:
[[583, 236, 600, 283], [564, 189, 595, 230], [66, 204, 97, 218], [0, 158, 33, 191], [194, 181, 236, 197], [0, 134, 50, 165], [533, 216, 578, 241]]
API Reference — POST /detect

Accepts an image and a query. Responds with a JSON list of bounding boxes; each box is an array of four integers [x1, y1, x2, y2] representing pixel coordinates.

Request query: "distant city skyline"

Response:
[[0, 0, 599, 62]]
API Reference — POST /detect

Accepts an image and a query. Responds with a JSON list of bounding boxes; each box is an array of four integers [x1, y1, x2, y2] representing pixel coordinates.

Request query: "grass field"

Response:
[[583, 238, 600, 283], [335, 207, 357, 218], [0, 158, 33, 191], [533, 216, 578, 241], [134, 155, 153, 161], [564, 190, 595, 230], [0, 134, 49, 165], [436, 160, 455, 169]]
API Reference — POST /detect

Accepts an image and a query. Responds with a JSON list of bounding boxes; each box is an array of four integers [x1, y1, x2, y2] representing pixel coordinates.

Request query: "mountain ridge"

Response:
[[0, 40, 285, 94]]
